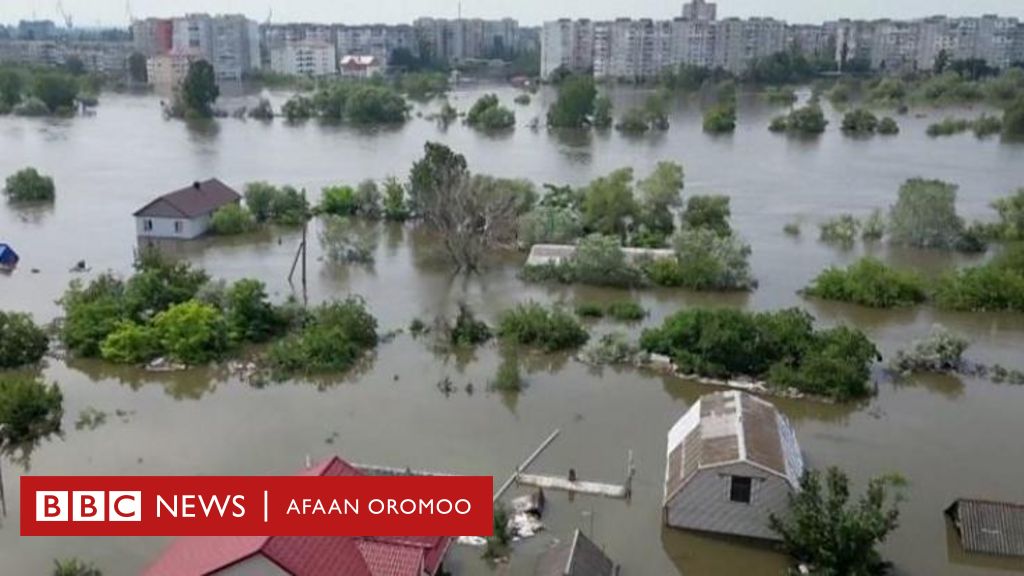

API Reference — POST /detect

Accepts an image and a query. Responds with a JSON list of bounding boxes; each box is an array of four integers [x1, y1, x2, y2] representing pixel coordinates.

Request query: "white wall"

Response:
[[665, 462, 793, 541], [136, 215, 210, 240]]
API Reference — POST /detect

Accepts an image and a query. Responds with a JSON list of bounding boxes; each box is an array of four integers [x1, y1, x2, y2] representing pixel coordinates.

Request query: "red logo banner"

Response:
[[21, 475, 493, 537]]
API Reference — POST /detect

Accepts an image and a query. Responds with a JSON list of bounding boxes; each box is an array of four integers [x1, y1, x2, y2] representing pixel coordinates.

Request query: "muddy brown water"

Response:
[[2, 84, 1024, 575]]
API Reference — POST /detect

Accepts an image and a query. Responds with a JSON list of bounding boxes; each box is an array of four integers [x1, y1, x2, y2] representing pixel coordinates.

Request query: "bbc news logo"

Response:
[[36, 491, 142, 522]]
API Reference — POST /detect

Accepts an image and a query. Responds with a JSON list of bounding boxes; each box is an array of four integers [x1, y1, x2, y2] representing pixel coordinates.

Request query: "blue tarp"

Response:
[[0, 243, 19, 267]]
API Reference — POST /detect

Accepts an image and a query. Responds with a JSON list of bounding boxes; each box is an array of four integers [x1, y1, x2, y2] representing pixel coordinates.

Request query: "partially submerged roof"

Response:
[[0, 243, 18, 264], [664, 391, 803, 504], [145, 456, 452, 576], [947, 499, 1024, 558], [535, 529, 617, 576], [525, 244, 674, 267], [134, 179, 241, 219]]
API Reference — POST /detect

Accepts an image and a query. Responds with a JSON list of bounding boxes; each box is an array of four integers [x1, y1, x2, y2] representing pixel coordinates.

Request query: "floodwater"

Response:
[[1, 83, 1024, 575]]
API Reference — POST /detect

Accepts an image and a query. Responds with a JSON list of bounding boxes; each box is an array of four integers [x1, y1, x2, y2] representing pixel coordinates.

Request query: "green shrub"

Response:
[[100, 321, 160, 364], [702, 103, 736, 133], [574, 234, 644, 287], [819, 214, 861, 247], [890, 325, 969, 374], [785, 104, 828, 134], [877, 117, 900, 134], [517, 206, 583, 247], [4, 167, 55, 202], [640, 307, 879, 400], [490, 349, 524, 392], [989, 188, 1024, 241], [513, 93, 531, 105], [972, 114, 1002, 137], [244, 182, 309, 225], [615, 107, 651, 133], [0, 311, 48, 368], [210, 204, 257, 235], [225, 279, 284, 343], [933, 249, 1024, 312], [670, 228, 755, 291], [888, 178, 967, 250], [607, 300, 646, 322], [320, 185, 359, 216], [466, 94, 515, 130], [447, 303, 492, 346], [574, 303, 605, 318], [804, 258, 927, 308], [682, 195, 732, 236], [59, 274, 127, 357], [124, 251, 209, 320], [0, 377, 63, 444], [1004, 96, 1024, 138], [641, 258, 688, 286], [498, 302, 589, 351], [926, 117, 971, 137], [265, 298, 378, 376], [152, 300, 229, 365], [768, 115, 788, 132], [841, 109, 879, 133], [861, 208, 886, 241], [282, 94, 315, 120], [13, 96, 49, 116], [783, 222, 801, 236], [381, 177, 410, 221]]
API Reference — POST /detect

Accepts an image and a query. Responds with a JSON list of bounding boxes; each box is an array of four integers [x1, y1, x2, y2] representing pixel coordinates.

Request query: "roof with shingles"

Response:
[[664, 391, 804, 505], [144, 456, 452, 576], [948, 499, 1024, 557], [535, 529, 616, 576], [134, 178, 241, 219]]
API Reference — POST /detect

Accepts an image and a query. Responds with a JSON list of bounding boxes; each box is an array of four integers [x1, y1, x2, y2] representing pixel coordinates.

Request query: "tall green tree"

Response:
[[581, 168, 638, 240], [180, 60, 219, 118], [638, 161, 684, 236], [4, 167, 55, 202], [888, 178, 965, 249], [771, 467, 905, 576], [0, 311, 49, 368], [547, 74, 596, 128], [0, 69, 23, 107], [1004, 96, 1024, 139], [32, 72, 79, 112], [128, 52, 148, 84]]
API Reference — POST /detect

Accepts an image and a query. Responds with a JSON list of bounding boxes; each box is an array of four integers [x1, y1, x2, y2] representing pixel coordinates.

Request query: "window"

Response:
[[144, 219, 153, 231], [174, 221, 183, 233], [729, 476, 753, 504]]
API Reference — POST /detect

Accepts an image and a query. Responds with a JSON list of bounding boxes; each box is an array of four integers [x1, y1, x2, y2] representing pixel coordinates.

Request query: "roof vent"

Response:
[[192, 181, 201, 190]]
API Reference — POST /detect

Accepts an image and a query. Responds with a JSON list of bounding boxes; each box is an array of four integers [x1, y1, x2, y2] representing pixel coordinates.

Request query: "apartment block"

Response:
[[270, 40, 337, 77]]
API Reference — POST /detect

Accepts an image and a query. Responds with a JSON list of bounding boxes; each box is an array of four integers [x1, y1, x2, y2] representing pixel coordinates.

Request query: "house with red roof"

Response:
[[144, 456, 453, 576]]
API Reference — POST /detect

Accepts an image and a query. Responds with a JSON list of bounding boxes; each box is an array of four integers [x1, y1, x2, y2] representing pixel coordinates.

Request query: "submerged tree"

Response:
[[770, 467, 905, 576], [409, 142, 526, 272], [179, 60, 219, 118]]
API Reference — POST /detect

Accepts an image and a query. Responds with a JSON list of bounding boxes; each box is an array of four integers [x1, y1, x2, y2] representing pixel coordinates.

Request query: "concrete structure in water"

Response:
[[134, 179, 241, 240], [663, 390, 804, 541]]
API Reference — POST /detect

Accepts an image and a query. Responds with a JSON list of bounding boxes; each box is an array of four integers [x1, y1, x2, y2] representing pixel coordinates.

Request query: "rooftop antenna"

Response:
[[125, 0, 135, 24], [265, 7, 272, 27]]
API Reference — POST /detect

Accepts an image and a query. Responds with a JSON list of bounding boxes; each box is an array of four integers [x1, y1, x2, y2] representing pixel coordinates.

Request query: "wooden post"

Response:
[[493, 428, 560, 503], [624, 450, 635, 500]]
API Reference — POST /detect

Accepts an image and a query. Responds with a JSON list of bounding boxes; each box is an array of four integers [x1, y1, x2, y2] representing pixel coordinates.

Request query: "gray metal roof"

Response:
[[535, 529, 616, 576], [134, 179, 241, 219], [948, 499, 1024, 557]]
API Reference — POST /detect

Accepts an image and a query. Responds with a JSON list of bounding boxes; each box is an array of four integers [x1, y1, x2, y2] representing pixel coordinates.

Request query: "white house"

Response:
[[339, 54, 383, 78], [134, 179, 242, 240], [663, 390, 804, 541]]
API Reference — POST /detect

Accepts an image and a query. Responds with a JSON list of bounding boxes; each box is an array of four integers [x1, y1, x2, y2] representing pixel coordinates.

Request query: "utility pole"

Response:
[[287, 189, 309, 307]]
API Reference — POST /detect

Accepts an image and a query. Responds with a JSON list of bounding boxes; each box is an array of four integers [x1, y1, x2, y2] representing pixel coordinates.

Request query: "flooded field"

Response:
[[2, 84, 1024, 575]]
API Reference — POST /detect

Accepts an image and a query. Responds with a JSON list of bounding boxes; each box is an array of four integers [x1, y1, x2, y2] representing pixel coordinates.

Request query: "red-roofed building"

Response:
[[144, 456, 453, 576]]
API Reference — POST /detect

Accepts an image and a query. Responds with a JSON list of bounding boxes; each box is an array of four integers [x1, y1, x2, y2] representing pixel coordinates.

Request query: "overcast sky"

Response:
[[2, 0, 1022, 27]]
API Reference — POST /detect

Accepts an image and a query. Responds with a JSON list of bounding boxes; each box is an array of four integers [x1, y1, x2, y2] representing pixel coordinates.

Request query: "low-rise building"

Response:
[[145, 456, 453, 575], [339, 54, 383, 78], [134, 179, 242, 240], [663, 390, 804, 541]]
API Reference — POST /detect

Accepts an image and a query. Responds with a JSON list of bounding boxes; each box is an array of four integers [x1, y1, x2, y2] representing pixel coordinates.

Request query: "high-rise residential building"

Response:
[[413, 17, 520, 63], [335, 24, 416, 64], [682, 0, 717, 22], [132, 18, 173, 57], [270, 40, 336, 77], [17, 20, 56, 41], [540, 19, 594, 78], [171, 14, 259, 82]]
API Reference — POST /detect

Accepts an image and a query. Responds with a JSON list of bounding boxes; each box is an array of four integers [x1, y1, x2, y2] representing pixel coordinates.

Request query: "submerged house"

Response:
[[0, 243, 19, 270], [134, 179, 241, 240], [663, 390, 804, 541], [946, 498, 1024, 558], [145, 456, 453, 576], [535, 529, 618, 576]]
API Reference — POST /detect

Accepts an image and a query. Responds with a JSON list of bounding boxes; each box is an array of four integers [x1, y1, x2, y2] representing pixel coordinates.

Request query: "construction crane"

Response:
[[55, 0, 72, 30], [125, 0, 136, 24]]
